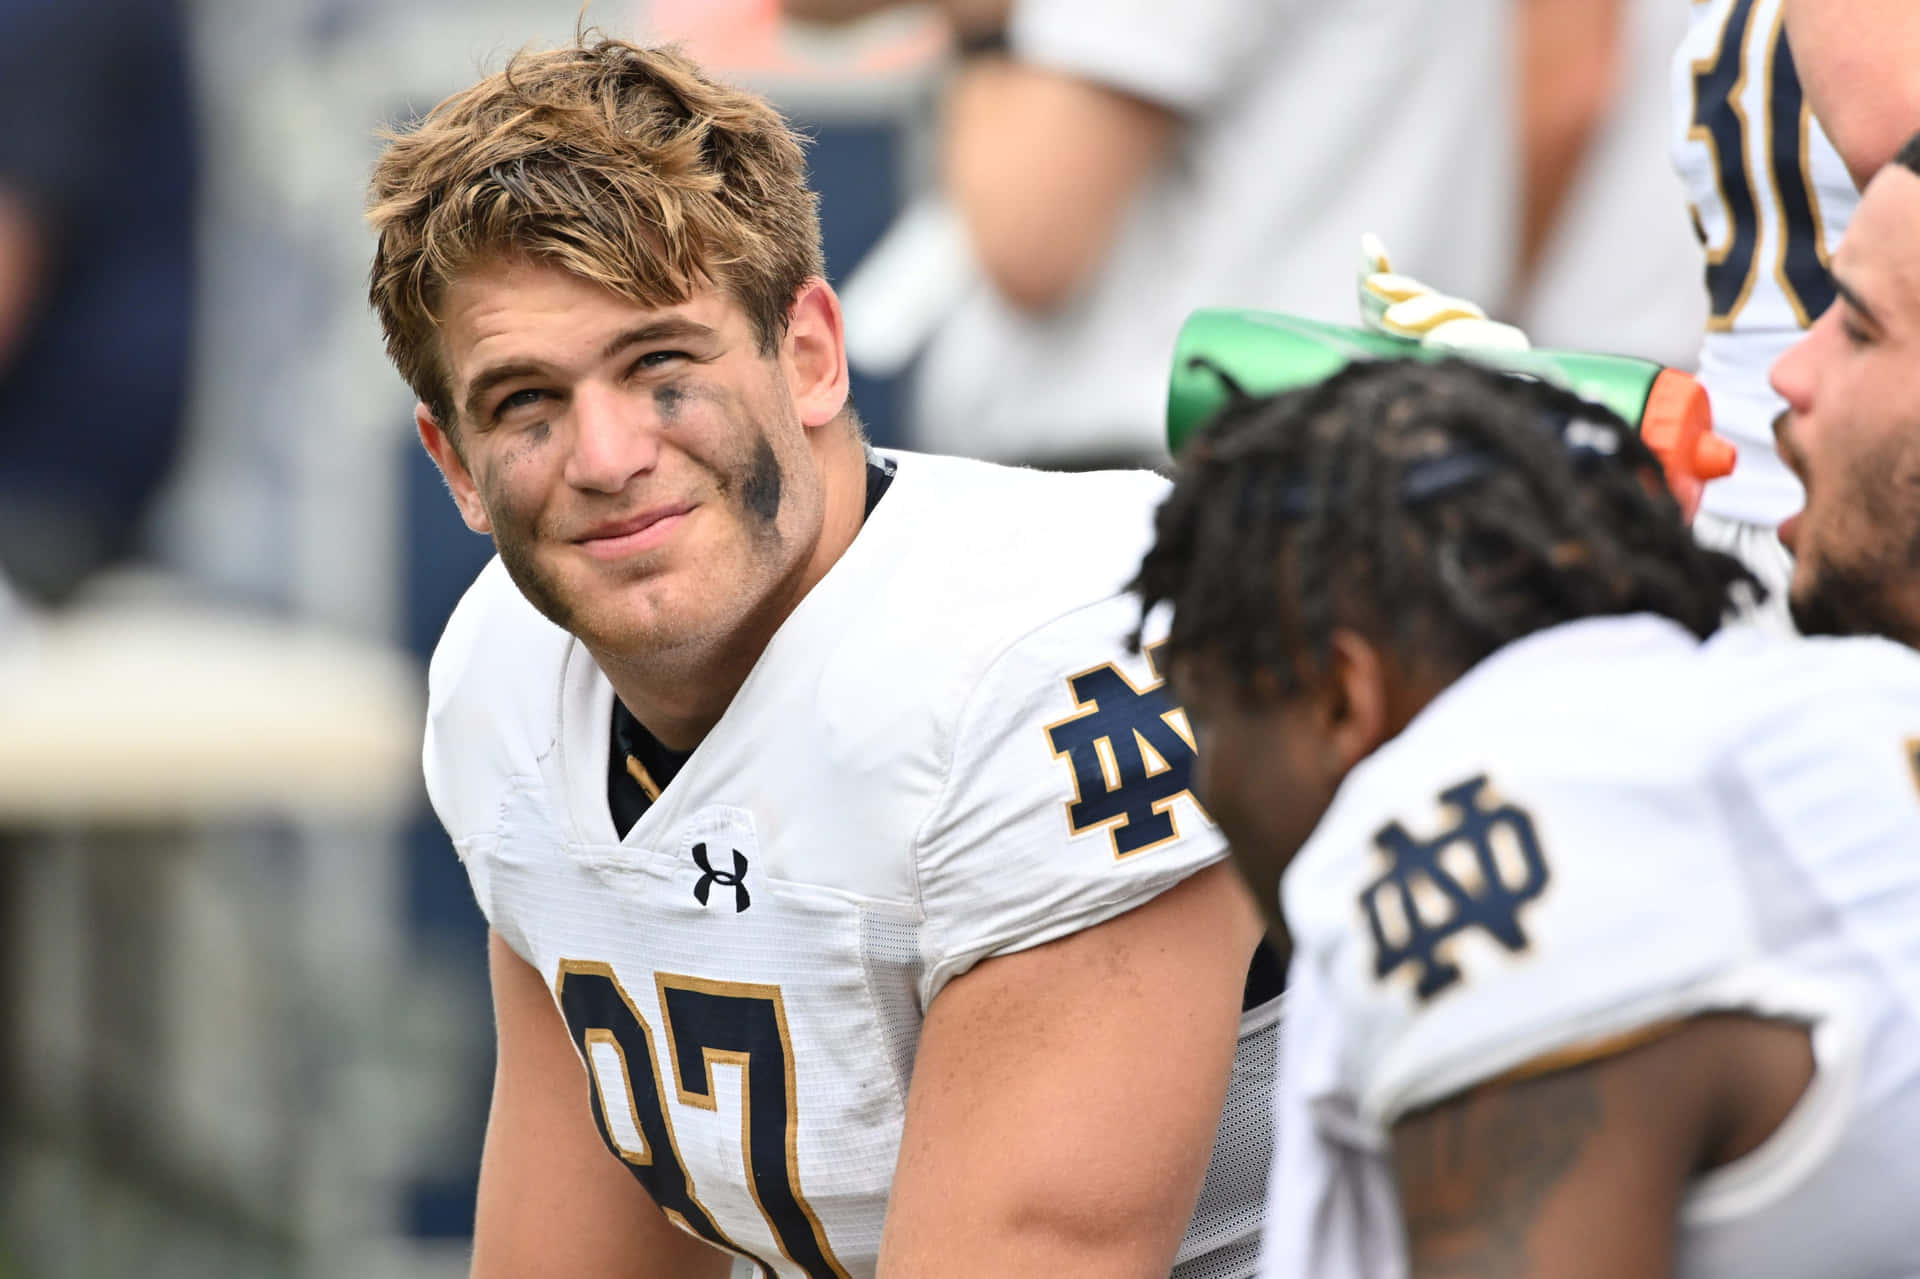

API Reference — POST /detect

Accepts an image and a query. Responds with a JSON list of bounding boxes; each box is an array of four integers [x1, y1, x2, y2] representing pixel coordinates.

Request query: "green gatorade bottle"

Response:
[[1166, 309, 1737, 520]]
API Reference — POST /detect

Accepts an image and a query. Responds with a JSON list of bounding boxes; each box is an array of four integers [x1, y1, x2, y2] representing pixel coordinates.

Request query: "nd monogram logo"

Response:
[[1362, 776, 1549, 1001], [691, 842, 751, 913], [1045, 642, 1206, 858]]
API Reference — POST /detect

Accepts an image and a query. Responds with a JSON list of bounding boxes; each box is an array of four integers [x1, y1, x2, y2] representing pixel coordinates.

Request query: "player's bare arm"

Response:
[[1783, 0, 1920, 188], [942, 59, 1177, 313], [1391, 1016, 1814, 1279], [471, 931, 733, 1279], [1516, 0, 1625, 277], [877, 861, 1264, 1278]]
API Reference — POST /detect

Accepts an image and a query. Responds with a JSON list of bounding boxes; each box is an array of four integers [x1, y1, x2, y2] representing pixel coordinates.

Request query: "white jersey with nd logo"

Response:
[[1262, 615, 1920, 1278], [1671, 0, 1858, 525], [425, 452, 1279, 1279]]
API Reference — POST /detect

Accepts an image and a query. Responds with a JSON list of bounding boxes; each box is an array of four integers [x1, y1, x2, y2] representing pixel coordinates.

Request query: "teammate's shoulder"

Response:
[[1702, 625, 1920, 710]]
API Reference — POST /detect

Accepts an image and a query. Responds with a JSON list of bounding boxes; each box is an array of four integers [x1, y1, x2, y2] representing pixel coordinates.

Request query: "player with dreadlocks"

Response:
[[1136, 357, 1920, 1279]]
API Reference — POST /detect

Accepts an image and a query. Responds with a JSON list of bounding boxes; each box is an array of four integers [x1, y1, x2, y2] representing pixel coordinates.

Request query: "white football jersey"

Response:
[[1266, 615, 1920, 1278], [1672, 0, 1858, 525], [425, 451, 1278, 1279]]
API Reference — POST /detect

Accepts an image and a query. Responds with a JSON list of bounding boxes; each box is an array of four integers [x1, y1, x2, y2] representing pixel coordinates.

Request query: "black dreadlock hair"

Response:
[[1132, 357, 1760, 698]]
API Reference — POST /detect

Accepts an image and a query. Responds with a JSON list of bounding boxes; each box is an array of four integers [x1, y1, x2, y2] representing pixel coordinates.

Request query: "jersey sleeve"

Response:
[[1009, 0, 1284, 114], [422, 558, 571, 962], [1283, 743, 1769, 1130], [912, 594, 1227, 1003]]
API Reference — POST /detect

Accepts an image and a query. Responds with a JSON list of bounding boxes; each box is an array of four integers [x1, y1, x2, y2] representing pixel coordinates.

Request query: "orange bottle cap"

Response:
[[1639, 368, 1737, 519]]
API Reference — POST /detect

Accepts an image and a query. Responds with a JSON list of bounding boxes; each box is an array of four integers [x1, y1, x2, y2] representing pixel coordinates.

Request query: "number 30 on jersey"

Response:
[[1687, 0, 1837, 329]]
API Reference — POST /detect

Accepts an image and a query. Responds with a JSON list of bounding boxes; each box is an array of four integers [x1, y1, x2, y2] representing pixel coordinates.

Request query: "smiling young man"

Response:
[[1769, 132, 1920, 648], [367, 38, 1277, 1279], [1134, 358, 1920, 1278]]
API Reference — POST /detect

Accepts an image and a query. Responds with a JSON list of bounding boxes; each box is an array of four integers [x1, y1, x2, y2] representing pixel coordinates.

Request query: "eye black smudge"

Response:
[[741, 434, 783, 526], [654, 385, 684, 423]]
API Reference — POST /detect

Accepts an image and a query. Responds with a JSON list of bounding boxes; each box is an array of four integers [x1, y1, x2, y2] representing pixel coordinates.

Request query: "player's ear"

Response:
[[1320, 628, 1391, 770], [417, 404, 493, 535], [782, 278, 850, 431]]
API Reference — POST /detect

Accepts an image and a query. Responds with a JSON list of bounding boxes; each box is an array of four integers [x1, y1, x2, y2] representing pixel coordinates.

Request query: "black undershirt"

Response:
[[607, 454, 898, 839], [603, 452, 1284, 1011]]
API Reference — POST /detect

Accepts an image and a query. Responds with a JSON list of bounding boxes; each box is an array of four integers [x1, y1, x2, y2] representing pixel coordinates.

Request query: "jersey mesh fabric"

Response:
[[857, 909, 924, 1104], [1173, 997, 1281, 1278]]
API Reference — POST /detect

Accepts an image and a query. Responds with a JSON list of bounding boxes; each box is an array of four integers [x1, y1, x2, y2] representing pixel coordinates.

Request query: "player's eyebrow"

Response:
[[599, 316, 718, 361], [1833, 273, 1885, 331], [462, 361, 546, 426]]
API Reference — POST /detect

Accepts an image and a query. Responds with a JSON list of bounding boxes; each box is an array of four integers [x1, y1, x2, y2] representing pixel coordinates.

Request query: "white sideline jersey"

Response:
[[1672, 0, 1858, 525], [1265, 615, 1920, 1279], [425, 452, 1278, 1279]]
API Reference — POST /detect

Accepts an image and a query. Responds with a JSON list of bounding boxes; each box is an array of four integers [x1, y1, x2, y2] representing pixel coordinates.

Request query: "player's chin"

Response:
[[1787, 555, 1884, 640]]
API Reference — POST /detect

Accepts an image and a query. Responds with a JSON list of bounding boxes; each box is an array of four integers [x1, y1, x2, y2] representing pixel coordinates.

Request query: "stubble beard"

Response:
[[1790, 445, 1920, 648]]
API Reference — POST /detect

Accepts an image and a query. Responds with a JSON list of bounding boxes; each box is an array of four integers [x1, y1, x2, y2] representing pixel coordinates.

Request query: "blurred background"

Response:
[[0, 1, 1705, 1275]]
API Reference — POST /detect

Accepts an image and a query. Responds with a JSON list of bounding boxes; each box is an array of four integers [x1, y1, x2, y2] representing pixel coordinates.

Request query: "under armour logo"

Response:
[[1045, 642, 1205, 858], [691, 842, 751, 912], [1362, 776, 1549, 1001]]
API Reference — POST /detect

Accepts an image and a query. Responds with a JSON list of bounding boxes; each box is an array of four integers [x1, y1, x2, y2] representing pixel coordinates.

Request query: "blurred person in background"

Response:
[[1511, 0, 1706, 369], [372, 37, 1278, 1279], [787, 0, 1516, 470], [0, 0, 197, 611], [0, 0, 197, 1251], [1674, 0, 1920, 619]]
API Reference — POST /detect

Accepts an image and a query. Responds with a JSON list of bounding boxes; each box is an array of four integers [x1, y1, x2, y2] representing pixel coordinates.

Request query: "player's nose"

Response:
[[1769, 325, 1815, 415], [565, 382, 661, 493]]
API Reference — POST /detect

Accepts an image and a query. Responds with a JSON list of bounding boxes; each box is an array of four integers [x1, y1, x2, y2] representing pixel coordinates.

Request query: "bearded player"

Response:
[[1674, 0, 1920, 615], [1136, 358, 1920, 1278], [370, 37, 1277, 1279]]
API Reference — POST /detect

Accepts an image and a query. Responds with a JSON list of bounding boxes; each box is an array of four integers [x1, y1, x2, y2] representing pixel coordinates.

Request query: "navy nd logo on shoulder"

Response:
[[1362, 776, 1550, 1001], [1045, 641, 1208, 858]]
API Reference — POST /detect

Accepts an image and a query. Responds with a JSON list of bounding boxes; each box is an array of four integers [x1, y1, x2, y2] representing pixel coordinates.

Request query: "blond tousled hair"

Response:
[[366, 37, 824, 429]]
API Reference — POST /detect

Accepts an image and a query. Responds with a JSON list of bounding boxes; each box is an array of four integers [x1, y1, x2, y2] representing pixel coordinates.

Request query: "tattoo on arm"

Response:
[[1390, 1064, 1605, 1279]]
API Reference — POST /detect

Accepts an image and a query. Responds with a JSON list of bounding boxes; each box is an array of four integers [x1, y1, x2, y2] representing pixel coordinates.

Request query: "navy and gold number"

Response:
[[557, 963, 851, 1279], [1690, 0, 1762, 328], [1766, 20, 1837, 325], [1689, 0, 1836, 330]]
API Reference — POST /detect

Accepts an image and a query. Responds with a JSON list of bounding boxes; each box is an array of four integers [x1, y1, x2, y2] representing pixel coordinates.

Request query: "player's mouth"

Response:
[[575, 503, 696, 559]]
